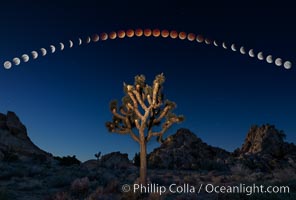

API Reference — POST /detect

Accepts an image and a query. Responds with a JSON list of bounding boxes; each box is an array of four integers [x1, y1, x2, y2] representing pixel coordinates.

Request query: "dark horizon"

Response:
[[0, 1, 295, 161]]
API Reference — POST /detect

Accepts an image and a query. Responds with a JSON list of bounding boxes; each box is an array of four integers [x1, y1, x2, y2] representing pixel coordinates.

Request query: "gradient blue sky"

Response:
[[0, 1, 295, 161]]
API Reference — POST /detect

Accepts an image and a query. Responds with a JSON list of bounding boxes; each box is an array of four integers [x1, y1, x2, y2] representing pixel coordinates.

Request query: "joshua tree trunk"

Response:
[[139, 139, 147, 185]]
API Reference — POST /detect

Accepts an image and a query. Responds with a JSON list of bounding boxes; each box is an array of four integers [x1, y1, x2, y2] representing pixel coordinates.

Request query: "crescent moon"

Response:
[[79, 38, 82, 45], [222, 42, 227, 49], [213, 40, 218, 47], [50, 45, 56, 53], [205, 38, 211, 45], [231, 44, 237, 51], [13, 57, 21, 65], [31, 51, 38, 59], [40, 48, 47, 56], [21, 54, 29, 62], [284, 61, 292, 69], [86, 36, 91, 44], [266, 55, 273, 63], [3, 61, 12, 69], [257, 52, 264, 60], [248, 49, 255, 57], [69, 40, 73, 48], [275, 58, 282, 66], [239, 46, 246, 54], [60, 43, 65, 51]]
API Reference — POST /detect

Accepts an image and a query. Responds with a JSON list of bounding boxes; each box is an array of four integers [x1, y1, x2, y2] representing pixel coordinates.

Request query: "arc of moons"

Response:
[[21, 54, 29, 62], [2, 28, 293, 70], [31, 51, 38, 59], [50, 45, 56, 53], [13, 57, 21, 65], [40, 48, 47, 56]]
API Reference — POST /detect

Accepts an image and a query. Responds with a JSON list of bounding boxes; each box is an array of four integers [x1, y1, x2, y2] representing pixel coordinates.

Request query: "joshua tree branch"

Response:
[[153, 105, 171, 124], [152, 82, 159, 105], [112, 109, 126, 120], [133, 90, 148, 111]]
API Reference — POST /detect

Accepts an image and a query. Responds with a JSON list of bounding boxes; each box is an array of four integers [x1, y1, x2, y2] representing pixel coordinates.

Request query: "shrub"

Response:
[[70, 177, 90, 195], [54, 155, 81, 166]]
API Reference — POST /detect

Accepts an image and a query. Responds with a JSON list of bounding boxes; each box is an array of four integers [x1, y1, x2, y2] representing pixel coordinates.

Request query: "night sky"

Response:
[[0, 1, 295, 161]]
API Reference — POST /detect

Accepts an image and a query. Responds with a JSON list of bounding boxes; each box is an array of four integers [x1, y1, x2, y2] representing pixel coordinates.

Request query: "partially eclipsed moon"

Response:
[[31, 51, 38, 59], [213, 40, 218, 46], [78, 38, 82, 45], [248, 49, 255, 57], [222, 42, 227, 49], [196, 35, 204, 43], [86, 37, 91, 43], [284, 61, 292, 69], [266, 55, 273, 63], [239, 46, 246, 54], [205, 38, 212, 45], [60, 43, 65, 50], [40, 48, 47, 56], [50, 45, 56, 53], [69, 40, 73, 48], [231, 44, 237, 51], [21, 54, 29, 62], [161, 29, 169, 38], [4, 61, 12, 69], [92, 34, 99, 42], [275, 58, 282, 66], [257, 52, 264, 60], [13, 57, 21, 65]]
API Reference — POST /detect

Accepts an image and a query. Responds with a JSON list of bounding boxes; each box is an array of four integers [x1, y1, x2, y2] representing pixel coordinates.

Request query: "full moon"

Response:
[[135, 29, 143, 37], [266, 55, 273, 63], [161, 29, 169, 38], [248, 49, 255, 57], [21, 54, 29, 62], [170, 30, 178, 39], [31, 51, 38, 59], [117, 30, 125, 38], [126, 29, 134, 37], [275, 58, 282, 66], [152, 29, 161, 37], [3, 61, 12, 69], [50, 45, 56, 53], [178, 32, 187, 40], [144, 29, 152, 37], [100, 32, 108, 40], [239, 46, 246, 54], [109, 31, 117, 39], [284, 61, 292, 69], [13, 57, 21, 65], [187, 33, 195, 41], [257, 52, 264, 60]]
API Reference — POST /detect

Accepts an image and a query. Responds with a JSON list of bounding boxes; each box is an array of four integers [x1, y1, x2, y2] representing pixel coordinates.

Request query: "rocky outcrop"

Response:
[[99, 151, 132, 169], [148, 128, 230, 170], [0, 111, 51, 161]]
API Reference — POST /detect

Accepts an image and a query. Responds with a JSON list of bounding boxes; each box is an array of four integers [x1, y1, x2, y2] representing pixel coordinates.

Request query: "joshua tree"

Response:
[[106, 73, 184, 184]]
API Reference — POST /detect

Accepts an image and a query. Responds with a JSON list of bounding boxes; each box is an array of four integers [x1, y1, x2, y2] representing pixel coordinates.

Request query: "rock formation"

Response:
[[148, 128, 230, 170], [0, 111, 51, 161]]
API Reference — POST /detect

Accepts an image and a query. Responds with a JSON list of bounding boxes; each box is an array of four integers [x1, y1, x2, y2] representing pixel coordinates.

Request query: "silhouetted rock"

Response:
[[0, 111, 51, 162], [99, 151, 132, 169], [148, 128, 230, 170]]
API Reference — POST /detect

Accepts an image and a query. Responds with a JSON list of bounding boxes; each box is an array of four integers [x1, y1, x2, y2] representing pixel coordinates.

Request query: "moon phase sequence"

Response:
[[3, 28, 292, 70]]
